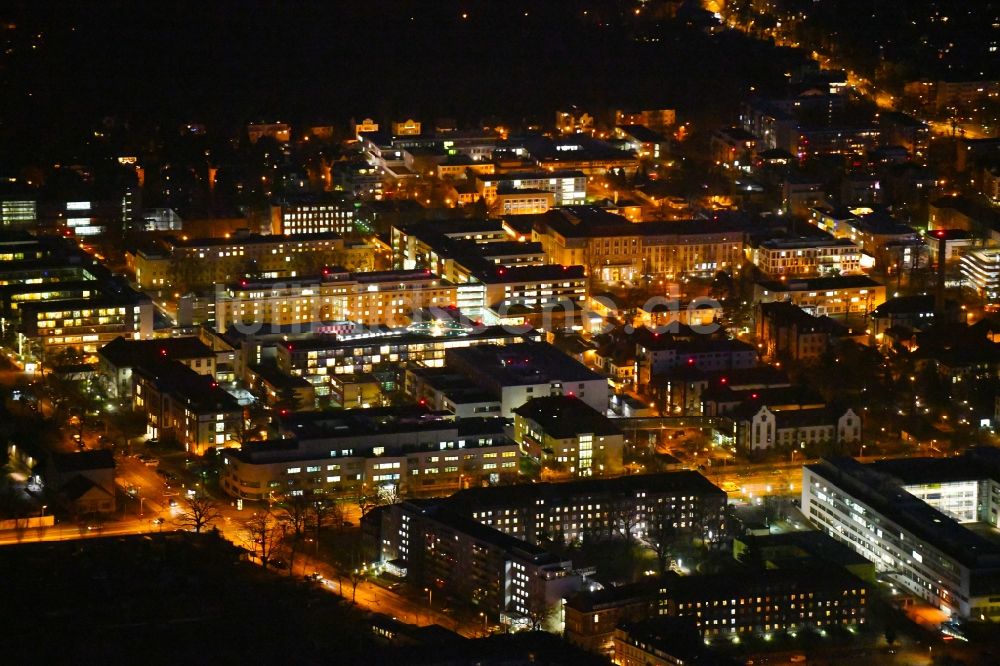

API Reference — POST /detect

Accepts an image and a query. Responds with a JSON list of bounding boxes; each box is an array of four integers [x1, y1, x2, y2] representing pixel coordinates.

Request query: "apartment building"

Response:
[[753, 275, 886, 317], [130, 232, 373, 289], [750, 236, 863, 277], [366, 501, 583, 624], [657, 568, 868, 637], [512, 395, 625, 476], [275, 326, 539, 395], [133, 361, 242, 455], [214, 269, 456, 330], [450, 471, 727, 547], [221, 409, 518, 500], [531, 207, 748, 283]]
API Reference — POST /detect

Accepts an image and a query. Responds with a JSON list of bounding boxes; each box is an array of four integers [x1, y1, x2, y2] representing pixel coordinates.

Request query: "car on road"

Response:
[[304, 572, 323, 582], [168, 498, 179, 508], [137, 454, 159, 467]]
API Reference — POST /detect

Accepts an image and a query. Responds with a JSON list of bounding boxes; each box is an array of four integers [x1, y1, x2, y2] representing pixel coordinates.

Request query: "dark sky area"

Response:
[[0, 1, 803, 162]]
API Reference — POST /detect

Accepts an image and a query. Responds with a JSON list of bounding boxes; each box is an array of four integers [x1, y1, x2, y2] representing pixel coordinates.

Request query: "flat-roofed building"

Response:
[[532, 207, 748, 283], [513, 395, 624, 476], [754, 275, 886, 317], [215, 269, 456, 331], [449, 471, 727, 547], [366, 501, 582, 625], [961, 247, 1000, 304], [131, 232, 373, 289], [97, 336, 217, 399], [475, 170, 586, 206], [133, 361, 241, 455], [276, 326, 540, 395], [751, 236, 863, 277], [802, 453, 1000, 620], [270, 194, 355, 235], [445, 342, 610, 417], [221, 409, 518, 499]]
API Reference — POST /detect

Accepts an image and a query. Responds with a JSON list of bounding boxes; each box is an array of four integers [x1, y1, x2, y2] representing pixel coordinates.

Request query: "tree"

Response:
[[884, 623, 897, 648], [524, 595, 559, 631], [282, 495, 311, 540], [234, 402, 269, 447], [610, 502, 640, 542], [644, 507, 677, 573], [176, 494, 222, 533], [241, 510, 285, 570]]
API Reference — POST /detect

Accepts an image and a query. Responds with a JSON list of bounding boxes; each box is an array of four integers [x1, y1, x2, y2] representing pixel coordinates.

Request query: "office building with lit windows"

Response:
[[19, 287, 154, 354], [656, 568, 868, 638], [753, 275, 886, 317], [220, 409, 518, 500], [270, 194, 356, 235], [802, 454, 1000, 620], [474, 170, 586, 207], [449, 470, 727, 547], [275, 325, 539, 395], [512, 395, 625, 476], [531, 207, 749, 284], [750, 236, 863, 277], [214, 269, 456, 330], [0, 198, 36, 227], [961, 247, 1000, 304], [365, 500, 583, 625], [130, 231, 373, 289]]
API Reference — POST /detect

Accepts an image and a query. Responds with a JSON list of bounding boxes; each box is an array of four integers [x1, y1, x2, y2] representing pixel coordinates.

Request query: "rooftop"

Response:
[[807, 457, 1000, 568], [448, 471, 725, 511], [98, 336, 215, 368], [446, 342, 604, 386], [756, 275, 883, 292], [513, 396, 621, 438]]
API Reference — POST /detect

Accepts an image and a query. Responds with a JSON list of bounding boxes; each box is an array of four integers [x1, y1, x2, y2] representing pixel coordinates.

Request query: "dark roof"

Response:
[[248, 363, 312, 390], [807, 457, 1000, 568], [99, 336, 214, 368], [446, 342, 604, 385], [534, 207, 750, 240], [278, 325, 536, 353], [872, 294, 936, 317], [448, 471, 725, 511], [60, 475, 113, 501], [134, 361, 240, 415], [756, 275, 883, 292], [405, 501, 555, 561], [53, 450, 115, 473], [512, 396, 620, 438], [617, 124, 667, 142], [870, 448, 1000, 485]]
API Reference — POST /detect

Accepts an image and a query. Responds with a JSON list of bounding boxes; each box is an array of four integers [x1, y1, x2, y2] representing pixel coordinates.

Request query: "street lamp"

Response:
[[424, 587, 433, 609], [479, 611, 487, 636]]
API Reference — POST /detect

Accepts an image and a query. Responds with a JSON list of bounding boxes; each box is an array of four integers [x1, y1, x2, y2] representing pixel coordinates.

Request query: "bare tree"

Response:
[[610, 502, 640, 542], [176, 494, 222, 533], [644, 506, 677, 573], [309, 498, 345, 537], [282, 495, 311, 539], [241, 510, 285, 570], [524, 595, 559, 631]]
